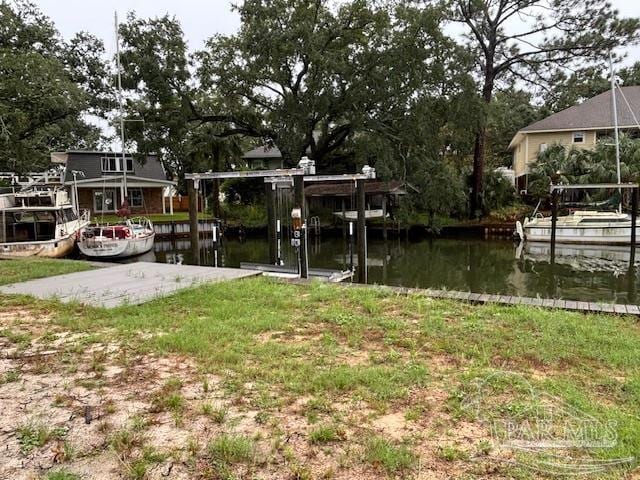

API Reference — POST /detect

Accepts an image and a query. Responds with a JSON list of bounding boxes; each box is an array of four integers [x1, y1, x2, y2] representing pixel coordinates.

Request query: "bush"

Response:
[[482, 169, 516, 213]]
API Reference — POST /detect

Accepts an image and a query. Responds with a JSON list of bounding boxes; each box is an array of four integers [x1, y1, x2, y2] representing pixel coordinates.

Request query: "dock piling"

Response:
[[188, 179, 200, 265], [357, 178, 367, 283], [294, 174, 308, 279], [550, 188, 558, 265]]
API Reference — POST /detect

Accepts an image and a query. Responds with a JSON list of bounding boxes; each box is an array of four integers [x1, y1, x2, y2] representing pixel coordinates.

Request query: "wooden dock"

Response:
[[287, 279, 640, 315], [0, 262, 261, 308]]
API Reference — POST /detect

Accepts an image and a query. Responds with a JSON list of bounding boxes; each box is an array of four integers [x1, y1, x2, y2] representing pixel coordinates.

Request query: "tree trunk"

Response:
[[470, 72, 494, 218]]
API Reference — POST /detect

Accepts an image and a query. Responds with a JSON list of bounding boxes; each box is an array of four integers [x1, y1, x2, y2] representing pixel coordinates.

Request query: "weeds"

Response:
[[363, 436, 415, 474], [16, 422, 66, 454], [308, 424, 343, 444]]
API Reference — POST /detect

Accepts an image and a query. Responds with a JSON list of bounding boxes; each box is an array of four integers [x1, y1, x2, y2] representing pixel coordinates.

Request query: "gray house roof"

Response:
[[56, 151, 168, 183], [242, 146, 283, 159], [522, 86, 640, 132]]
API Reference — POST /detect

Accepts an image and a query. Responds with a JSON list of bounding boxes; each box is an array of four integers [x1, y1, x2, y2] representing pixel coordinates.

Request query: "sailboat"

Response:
[[515, 54, 638, 245], [78, 12, 155, 259]]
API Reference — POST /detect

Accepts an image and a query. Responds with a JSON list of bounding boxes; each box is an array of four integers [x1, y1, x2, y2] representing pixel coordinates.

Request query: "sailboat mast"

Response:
[[610, 53, 622, 184], [610, 53, 622, 213], [115, 12, 127, 200]]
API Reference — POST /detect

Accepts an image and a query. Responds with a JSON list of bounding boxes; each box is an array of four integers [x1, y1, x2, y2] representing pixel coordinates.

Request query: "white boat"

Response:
[[520, 241, 635, 273], [79, 217, 155, 259], [333, 209, 387, 221], [0, 188, 90, 258], [516, 211, 639, 245]]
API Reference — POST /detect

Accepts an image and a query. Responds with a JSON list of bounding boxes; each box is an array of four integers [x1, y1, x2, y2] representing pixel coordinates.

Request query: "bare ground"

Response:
[[0, 305, 618, 480]]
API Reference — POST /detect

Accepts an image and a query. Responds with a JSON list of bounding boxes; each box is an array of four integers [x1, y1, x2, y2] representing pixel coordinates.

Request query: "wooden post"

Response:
[[341, 198, 347, 241], [550, 187, 558, 265], [294, 174, 308, 279], [357, 178, 367, 283], [188, 179, 200, 265], [266, 182, 277, 265], [631, 187, 638, 266], [382, 196, 388, 241]]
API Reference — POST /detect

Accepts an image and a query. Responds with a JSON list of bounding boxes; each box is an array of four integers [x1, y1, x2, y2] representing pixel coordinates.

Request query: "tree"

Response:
[[121, 1, 458, 177], [0, 0, 109, 172], [448, 0, 640, 217], [543, 60, 640, 114], [486, 89, 539, 166]]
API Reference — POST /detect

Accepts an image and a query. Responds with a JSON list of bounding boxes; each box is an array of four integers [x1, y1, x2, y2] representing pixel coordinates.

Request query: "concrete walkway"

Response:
[[0, 262, 261, 308]]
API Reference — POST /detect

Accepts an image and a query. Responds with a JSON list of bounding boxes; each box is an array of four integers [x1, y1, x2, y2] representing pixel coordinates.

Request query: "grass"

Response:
[[0, 258, 93, 286], [94, 212, 212, 224], [206, 433, 256, 477], [17, 422, 66, 454], [363, 436, 416, 474], [44, 471, 81, 480], [308, 424, 343, 444], [4, 259, 640, 478]]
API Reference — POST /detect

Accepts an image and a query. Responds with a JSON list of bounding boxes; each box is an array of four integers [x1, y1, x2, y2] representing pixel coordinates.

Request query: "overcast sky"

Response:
[[34, 0, 640, 66]]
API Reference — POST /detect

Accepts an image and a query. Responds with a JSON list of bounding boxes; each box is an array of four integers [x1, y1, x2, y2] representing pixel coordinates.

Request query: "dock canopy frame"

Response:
[[548, 183, 640, 264], [184, 161, 376, 282]]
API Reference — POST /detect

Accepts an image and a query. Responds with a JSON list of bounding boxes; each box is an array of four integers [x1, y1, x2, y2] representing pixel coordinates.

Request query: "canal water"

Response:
[[125, 236, 640, 305]]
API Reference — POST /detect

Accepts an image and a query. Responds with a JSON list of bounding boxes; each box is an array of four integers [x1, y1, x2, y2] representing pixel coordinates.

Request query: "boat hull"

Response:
[[524, 225, 640, 245], [0, 234, 77, 258], [78, 233, 155, 259]]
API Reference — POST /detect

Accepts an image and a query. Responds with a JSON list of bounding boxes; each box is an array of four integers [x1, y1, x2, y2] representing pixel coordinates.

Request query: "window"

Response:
[[94, 189, 117, 212], [101, 156, 134, 173], [62, 208, 77, 222], [128, 188, 143, 208], [573, 132, 585, 144], [539, 143, 548, 153]]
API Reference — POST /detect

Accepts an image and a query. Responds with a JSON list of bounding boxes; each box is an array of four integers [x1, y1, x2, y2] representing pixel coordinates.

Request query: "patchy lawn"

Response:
[[0, 258, 94, 286], [0, 272, 639, 479]]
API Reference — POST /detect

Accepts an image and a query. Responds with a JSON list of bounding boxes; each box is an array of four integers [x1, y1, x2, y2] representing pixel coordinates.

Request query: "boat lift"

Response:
[[185, 160, 376, 282], [549, 183, 639, 264]]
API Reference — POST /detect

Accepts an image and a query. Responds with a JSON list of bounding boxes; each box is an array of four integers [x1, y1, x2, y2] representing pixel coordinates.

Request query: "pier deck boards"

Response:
[[286, 279, 640, 316], [400, 289, 640, 315], [0, 262, 261, 308]]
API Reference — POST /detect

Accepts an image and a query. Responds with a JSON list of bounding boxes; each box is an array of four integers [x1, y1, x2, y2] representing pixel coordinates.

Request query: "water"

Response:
[[129, 236, 640, 304]]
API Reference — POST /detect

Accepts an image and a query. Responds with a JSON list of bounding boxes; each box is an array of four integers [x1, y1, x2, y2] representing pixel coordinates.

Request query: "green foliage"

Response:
[[449, 0, 639, 215], [528, 136, 640, 201], [308, 424, 343, 444], [207, 434, 255, 465], [481, 169, 517, 213], [45, 471, 80, 480], [0, 0, 108, 172], [363, 436, 416, 473], [17, 422, 65, 454], [408, 157, 467, 231]]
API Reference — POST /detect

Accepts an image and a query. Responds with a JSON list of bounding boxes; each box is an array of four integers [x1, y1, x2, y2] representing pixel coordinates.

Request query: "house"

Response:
[[304, 180, 417, 215], [242, 146, 285, 170], [509, 86, 640, 192], [51, 151, 176, 215]]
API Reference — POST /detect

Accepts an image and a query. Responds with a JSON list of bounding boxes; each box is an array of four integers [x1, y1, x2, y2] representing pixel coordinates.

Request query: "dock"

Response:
[[240, 262, 353, 282], [287, 279, 640, 316], [0, 262, 261, 308]]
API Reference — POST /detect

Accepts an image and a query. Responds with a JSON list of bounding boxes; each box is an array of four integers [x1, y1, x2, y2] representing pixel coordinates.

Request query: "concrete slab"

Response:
[[0, 262, 261, 308]]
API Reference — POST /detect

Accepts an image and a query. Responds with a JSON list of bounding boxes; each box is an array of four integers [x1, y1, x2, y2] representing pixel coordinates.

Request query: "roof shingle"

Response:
[[522, 86, 640, 132]]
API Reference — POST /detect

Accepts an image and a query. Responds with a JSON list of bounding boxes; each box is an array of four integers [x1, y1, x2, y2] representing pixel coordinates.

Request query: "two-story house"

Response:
[[509, 86, 640, 192], [51, 151, 175, 215]]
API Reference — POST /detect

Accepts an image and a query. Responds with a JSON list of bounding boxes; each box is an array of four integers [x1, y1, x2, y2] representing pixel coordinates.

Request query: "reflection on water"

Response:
[[123, 236, 640, 304]]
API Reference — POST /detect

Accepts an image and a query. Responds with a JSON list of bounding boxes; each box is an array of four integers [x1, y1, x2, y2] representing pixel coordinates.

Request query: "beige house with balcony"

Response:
[[509, 86, 640, 192]]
